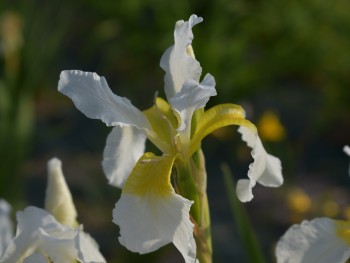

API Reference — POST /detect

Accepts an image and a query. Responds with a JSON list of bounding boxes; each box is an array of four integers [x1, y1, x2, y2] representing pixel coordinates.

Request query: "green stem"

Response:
[[174, 149, 212, 263]]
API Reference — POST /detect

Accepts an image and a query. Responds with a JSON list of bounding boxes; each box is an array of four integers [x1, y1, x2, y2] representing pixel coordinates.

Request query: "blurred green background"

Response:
[[1, 0, 349, 262]]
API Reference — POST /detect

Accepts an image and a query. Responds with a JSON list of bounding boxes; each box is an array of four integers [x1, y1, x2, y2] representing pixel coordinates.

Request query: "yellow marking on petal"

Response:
[[189, 104, 256, 156], [123, 152, 176, 197], [257, 111, 286, 142], [186, 45, 196, 58], [155, 97, 178, 128], [143, 97, 178, 153], [335, 220, 350, 245]]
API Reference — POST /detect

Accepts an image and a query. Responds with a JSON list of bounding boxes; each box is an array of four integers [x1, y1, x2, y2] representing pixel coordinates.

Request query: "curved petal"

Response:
[[276, 218, 350, 263], [45, 158, 77, 227], [58, 70, 150, 130], [190, 103, 255, 156], [237, 126, 283, 202], [160, 14, 203, 100], [0, 206, 76, 263], [0, 207, 105, 263], [236, 179, 255, 203], [75, 227, 106, 263], [0, 199, 13, 259], [113, 153, 197, 263], [102, 126, 146, 188], [170, 73, 216, 133]]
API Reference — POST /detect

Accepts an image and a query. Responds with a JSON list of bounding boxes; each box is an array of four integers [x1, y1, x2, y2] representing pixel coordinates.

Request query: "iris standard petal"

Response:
[[160, 14, 203, 100], [58, 70, 150, 130], [102, 126, 146, 188], [170, 73, 216, 133], [237, 126, 283, 202], [276, 218, 350, 263], [45, 158, 77, 227], [113, 153, 197, 263], [0, 199, 13, 259]]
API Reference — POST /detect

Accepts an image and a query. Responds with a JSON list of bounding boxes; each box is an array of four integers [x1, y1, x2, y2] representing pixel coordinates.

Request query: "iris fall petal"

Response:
[[237, 126, 283, 202], [113, 153, 197, 263], [58, 70, 150, 130]]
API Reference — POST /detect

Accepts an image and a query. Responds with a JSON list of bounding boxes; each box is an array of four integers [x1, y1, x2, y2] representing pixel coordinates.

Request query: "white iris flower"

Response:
[[276, 218, 350, 263], [0, 199, 12, 259], [0, 158, 106, 263], [58, 14, 283, 263], [275, 146, 350, 263]]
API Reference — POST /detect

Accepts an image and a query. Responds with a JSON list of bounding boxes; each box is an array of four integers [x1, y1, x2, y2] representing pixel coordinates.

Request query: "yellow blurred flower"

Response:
[[257, 111, 286, 142], [287, 188, 312, 214]]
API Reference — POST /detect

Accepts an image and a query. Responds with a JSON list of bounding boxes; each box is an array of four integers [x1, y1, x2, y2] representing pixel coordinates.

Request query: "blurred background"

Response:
[[1, 0, 349, 262]]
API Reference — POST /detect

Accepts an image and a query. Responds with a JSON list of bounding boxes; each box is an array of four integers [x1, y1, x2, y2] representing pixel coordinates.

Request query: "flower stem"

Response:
[[174, 149, 213, 263]]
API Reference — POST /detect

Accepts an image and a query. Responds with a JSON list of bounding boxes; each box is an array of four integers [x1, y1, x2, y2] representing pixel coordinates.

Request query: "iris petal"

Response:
[[0, 199, 13, 259], [170, 73, 216, 133], [45, 158, 77, 227], [102, 126, 146, 188], [58, 70, 150, 130], [190, 103, 254, 156], [160, 15, 203, 100], [0, 207, 105, 263], [23, 253, 48, 263], [113, 153, 197, 263], [237, 126, 283, 202], [276, 218, 350, 263]]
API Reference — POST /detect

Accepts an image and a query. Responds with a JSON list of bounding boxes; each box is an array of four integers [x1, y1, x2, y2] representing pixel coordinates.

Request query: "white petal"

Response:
[[58, 70, 150, 130], [0, 206, 76, 263], [170, 73, 216, 132], [344, 145, 350, 176], [0, 199, 13, 259], [102, 126, 146, 188], [75, 226, 106, 263], [236, 179, 255, 203], [276, 218, 350, 263], [23, 253, 48, 263], [237, 126, 283, 202], [45, 158, 77, 227], [113, 193, 197, 263], [0, 207, 74, 263], [344, 145, 350, 156], [160, 14, 203, 100]]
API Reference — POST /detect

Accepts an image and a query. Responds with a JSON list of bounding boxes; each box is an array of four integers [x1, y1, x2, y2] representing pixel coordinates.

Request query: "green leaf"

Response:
[[221, 163, 266, 263]]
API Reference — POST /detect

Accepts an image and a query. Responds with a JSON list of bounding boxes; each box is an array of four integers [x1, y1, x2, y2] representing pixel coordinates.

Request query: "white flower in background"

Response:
[[0, 158, 106, 263], [45, 158, 77, 227], [344, 145, 350, 175], [275, 146, 350, 263], [0, 199, 12, 258], [276, 218, 350, 263], [0, 206, 105, 263], [58, 14, 283, 262]]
